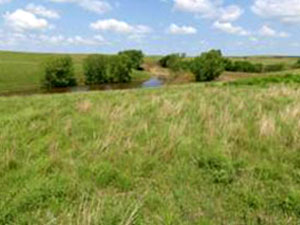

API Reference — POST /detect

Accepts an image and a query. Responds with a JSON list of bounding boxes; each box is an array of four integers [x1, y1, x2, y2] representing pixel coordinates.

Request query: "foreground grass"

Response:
[[1, 84, 300, 224]]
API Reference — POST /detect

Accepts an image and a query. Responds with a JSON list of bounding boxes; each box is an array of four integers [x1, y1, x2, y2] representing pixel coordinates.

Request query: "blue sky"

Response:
[[0, 0, 300, 55]]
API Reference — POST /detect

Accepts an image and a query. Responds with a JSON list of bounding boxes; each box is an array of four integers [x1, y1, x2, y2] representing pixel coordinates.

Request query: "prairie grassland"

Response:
[[1, 84, 300, 224]]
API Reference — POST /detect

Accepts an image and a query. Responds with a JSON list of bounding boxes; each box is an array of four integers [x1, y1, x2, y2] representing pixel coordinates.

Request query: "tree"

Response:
[[84, 54, 133, 84], [84, 55, 109, 84], [118, 50, 144, 70], [43, 56, 77, 89], [191, 50, 225, 82]]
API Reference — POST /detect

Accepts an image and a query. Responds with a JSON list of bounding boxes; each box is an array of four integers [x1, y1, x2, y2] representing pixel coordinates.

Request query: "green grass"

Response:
[[1, 83, 300, 224], [0, 51, 151, 94], [229, 56, 300, 66], [227, 73, 300, 86]]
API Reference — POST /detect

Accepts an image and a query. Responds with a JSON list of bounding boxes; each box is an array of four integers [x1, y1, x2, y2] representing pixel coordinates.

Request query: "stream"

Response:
[[0, 77, 164, 97]]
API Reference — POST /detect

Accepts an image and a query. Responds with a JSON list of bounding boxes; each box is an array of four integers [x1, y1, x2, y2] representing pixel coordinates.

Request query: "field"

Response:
[[1, 51, 300, 224], [1, 83, 300, 224]]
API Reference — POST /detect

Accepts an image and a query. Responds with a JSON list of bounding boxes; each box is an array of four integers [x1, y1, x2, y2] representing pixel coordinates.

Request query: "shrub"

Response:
[[224, 59, 263, 73], [107, 55, 132, 83], [235, 61, 263, 73], [84, 54, 133, 85], [191, 49, 224, 82], [293, 59, 300, 68], [42, 56, 77, 89], [118, 50, 144, 70], [158, 53, 185, 68], [84, 55, 108, 85], [223, 58, 234, 71], [263, 63, 285, 72]]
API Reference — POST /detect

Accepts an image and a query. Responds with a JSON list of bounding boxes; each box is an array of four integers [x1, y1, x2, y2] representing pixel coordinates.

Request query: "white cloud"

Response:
[[3, 9, 50, 31], [90, 19, 152, 34], [25, 4, 60, 19], [252, 0, 300, 23], [167, 24, 197, 34], [174, 0, 243, 22], [218, 5, 243, 22], [50, 0, 111, 14], [0, 31, 107, 47], [258, 25, 289, 37], [213, 21, 249, 36]]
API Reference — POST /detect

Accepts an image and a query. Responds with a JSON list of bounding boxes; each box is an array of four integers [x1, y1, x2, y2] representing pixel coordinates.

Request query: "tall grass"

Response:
[[1, 84, 300, 224]]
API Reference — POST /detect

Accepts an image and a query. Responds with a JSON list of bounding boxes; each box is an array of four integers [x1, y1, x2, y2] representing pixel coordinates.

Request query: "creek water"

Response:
[[0, 77, 164, 97]]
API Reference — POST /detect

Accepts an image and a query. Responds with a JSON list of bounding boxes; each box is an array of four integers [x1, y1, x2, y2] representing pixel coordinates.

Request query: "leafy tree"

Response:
[[84, 54, 133, 84], [191, 50, 225, 82], [118, 50, 144, 70], [84, 55, 108, 84], [158, 53, 185, 68], [293, 59, 300, 69], [107, 55, 132, 83], [43, 56, 77, 89]]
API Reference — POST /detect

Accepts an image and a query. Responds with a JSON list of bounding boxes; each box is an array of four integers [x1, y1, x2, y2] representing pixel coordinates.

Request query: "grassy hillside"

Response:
[[1, 84, 300, 224]]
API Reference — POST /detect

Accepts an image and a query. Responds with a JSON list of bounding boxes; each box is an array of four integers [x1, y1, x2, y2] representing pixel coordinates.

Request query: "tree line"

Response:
[[43, 50, 144, 89]]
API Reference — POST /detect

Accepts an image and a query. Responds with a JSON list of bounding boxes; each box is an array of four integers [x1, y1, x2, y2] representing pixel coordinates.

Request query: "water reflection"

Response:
[[0, 77, 164, 97]]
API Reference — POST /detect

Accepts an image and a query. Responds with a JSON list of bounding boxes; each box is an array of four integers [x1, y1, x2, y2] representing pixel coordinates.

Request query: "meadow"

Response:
[[1, 51, 300, 224], [1, 84, 300, 224]]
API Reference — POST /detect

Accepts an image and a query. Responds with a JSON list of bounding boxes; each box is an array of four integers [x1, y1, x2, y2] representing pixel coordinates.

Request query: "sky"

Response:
[[0, 0, 300, 56]]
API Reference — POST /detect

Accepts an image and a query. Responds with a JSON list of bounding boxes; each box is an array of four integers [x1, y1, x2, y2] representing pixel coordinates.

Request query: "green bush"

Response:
[[84, 54, 132, 85], [191, 50, 224, 82], [118, 50, 144, 70], [42, 56, 77, 89], [263, 63, 285, 72], [158, 53, 185, 68], [107, 55, 132, 83], [224, 59, 263, 73], [84, 55, 108, 85], [223, 58, 234, 71], [293, 59, 300, 68]]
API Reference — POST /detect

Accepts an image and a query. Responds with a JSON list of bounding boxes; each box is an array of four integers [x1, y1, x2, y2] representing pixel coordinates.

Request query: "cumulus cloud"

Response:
[[258, 25, 289, 37], [167, 24, 197, 34], [50, 0, 111, 14], [213, 21, 249, 36], [252, 0, 300, 23], [25, 4, 60, 19], [38, 34, 106, 45], [90, 19, 152, 34], [3, 9, 50, 31], [174, 0, 243, 22], [0, 31, 107, 47]]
